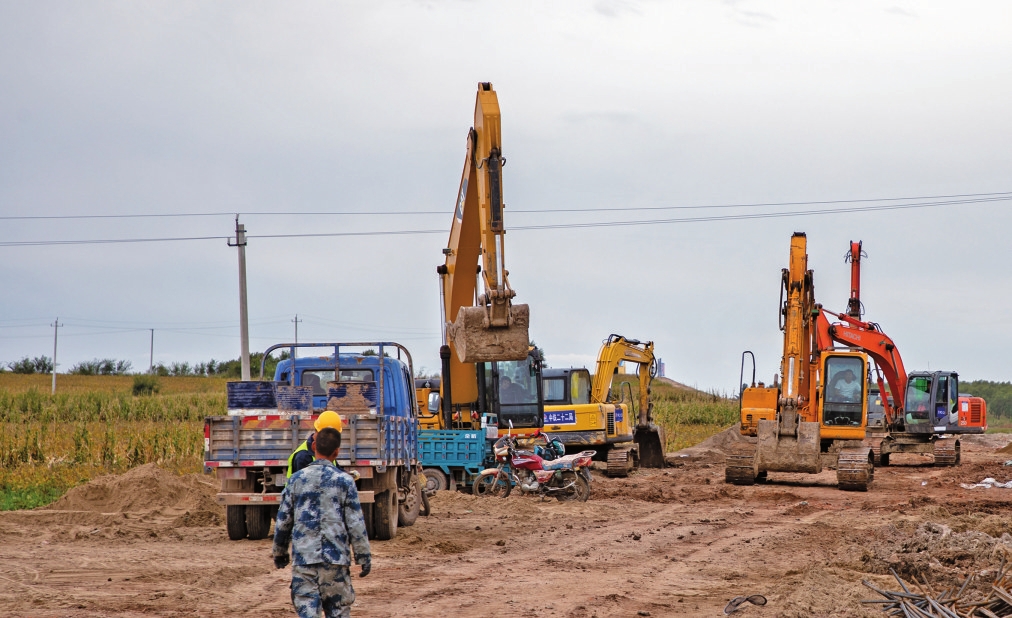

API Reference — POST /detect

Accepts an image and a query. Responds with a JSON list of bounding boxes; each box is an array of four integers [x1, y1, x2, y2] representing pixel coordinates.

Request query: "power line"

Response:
[[0, 194, 1005, 248], [0, 190, 1009, 221]]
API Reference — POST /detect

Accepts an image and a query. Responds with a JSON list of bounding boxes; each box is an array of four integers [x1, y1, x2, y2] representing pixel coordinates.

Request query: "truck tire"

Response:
[[398, 477, 422, 527], [361, 503, 374, 540], [373, 489, 398, 541], [226, 505, 248, 540], [245, 505, 272, 540], [421, 468, 448, 493]]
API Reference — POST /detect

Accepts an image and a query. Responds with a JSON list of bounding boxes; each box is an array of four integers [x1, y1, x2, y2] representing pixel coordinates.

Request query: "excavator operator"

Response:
[[831, 370, 862, 403]]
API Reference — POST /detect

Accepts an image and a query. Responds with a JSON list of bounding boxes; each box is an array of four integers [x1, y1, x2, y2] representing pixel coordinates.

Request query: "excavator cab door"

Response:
[[483, 348, 544, 430], [818, 352, 868, 440]]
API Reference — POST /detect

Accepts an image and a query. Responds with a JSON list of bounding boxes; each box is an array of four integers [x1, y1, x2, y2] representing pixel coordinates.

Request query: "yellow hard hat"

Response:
[[314, 410, 343, 433]]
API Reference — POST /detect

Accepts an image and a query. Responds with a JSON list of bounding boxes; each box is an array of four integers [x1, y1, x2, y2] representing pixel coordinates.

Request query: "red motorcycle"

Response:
[[473, 432, 595, 502]]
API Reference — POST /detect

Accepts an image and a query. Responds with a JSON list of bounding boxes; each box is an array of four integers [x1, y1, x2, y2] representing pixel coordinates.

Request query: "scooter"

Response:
[[474, 430, 595, 502]]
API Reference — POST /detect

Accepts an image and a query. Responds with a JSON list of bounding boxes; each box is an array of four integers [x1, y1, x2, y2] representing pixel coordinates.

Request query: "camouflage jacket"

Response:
[[272, 459, 371, 567]]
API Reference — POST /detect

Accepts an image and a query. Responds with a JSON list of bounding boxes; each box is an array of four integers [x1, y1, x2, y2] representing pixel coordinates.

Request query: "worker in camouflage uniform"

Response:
[[273, 427, 371, 618]]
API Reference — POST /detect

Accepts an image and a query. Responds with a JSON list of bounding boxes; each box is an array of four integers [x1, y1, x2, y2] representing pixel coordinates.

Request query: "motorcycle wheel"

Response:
[[556, 470, 591, 503], [473, 469, 511, 498]]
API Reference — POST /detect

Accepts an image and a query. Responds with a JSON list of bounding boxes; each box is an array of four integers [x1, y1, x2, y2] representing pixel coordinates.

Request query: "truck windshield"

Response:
[[822, 356, 864, 426]]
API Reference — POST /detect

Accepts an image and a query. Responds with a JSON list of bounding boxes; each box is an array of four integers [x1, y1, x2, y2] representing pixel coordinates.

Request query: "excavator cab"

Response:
[[903, 371, 959, 433], [818, 352, 868, 440], [481, 347, 545, 431]]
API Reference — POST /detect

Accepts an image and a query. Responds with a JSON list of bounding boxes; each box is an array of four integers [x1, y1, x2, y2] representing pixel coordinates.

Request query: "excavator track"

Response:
[[836, 448, 873, 491], [725, 444, 758, 486], [863, 436, 887, 466], [606, 446, 636, 477], [933, 439, 960, 466]]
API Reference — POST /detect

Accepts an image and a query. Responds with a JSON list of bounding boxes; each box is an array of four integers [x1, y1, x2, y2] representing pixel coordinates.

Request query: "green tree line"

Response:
[[961, 380, 1012, 419]]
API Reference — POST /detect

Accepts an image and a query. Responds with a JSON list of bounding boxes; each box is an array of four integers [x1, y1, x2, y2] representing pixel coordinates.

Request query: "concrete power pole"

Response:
[[292, 314, 302, 360], [51, 318, 62, 394], [228, 216, 251, 381], [149, 329, 154, 374]]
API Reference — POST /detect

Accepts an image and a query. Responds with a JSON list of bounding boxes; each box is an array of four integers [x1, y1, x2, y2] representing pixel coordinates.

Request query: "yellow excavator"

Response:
[[541, 335, 665, 477], [726, 233, 874, 490], [434, 82, 544, 434]]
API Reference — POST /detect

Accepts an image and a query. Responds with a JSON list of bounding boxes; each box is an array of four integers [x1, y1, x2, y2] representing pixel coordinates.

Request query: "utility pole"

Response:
[[228, 216, 251, 381], [149, 329, 154, 374], [292, 314, 302, 359], [51, 318, 62, 394]]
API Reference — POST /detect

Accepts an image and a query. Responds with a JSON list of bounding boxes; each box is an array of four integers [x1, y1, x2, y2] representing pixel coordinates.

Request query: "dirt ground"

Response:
[[3, 433, 1012, 618]]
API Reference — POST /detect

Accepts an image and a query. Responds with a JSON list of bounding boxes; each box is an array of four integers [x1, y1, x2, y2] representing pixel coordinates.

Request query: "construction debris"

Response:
[[863, 562, 1012, 617], [960, 478, 1012, 489]]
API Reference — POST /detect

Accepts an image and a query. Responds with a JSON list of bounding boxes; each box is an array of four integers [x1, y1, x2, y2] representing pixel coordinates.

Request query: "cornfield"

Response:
[[614, 376, 738, 452], [0, 380, 224, 510]]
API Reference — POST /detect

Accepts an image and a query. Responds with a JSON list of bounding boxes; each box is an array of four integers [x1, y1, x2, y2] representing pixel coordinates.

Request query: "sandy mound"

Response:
[[666, 424, 749, 463], [47, 464, 220, 516]]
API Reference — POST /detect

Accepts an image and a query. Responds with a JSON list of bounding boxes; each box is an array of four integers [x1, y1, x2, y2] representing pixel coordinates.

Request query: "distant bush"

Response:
[[7, 356, 53, 374], [962, 380, 1012, 419], [132, 375, 160, 396], [70, 359, 132, 376]]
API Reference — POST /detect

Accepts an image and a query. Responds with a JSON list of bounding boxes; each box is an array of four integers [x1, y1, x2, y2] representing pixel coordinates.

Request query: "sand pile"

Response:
[[47, 464, 220, 517], [666, 424, 749, 463]]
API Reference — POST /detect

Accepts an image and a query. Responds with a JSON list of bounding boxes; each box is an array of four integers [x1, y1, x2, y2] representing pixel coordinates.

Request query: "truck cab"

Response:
[[204, 342, 422, 543]]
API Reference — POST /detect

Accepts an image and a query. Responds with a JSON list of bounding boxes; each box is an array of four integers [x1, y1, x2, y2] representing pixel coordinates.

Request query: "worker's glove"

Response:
[[274, 554, 290, 569], [358, 555, 372, 578]]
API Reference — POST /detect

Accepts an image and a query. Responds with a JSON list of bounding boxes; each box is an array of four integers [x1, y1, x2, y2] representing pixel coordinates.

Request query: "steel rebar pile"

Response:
[[862, 561, 1012, 617]]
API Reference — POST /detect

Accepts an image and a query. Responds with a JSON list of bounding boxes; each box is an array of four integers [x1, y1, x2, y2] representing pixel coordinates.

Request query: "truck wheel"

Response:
[[422, 468, 448, 493], [373, 489, 398, 541], [246, 505, 272, 540], [398, 477, 422, 527], [226, 505, 247, 540], [361, 503, 374, 540]]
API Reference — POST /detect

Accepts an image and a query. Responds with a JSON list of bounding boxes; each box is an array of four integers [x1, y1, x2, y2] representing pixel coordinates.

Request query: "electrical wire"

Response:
[[1, 190, 1008, 220], [0, 194, 1005, 247]]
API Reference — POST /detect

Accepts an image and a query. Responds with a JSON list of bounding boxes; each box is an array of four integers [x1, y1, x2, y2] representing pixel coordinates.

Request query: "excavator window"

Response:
[[822, 356, 864, 426], [570, 370, 591, 405], [905, 377, 932, 423], [543, 378, 567, 404]]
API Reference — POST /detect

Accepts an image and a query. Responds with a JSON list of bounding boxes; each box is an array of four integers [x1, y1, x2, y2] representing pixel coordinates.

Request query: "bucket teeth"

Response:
[[933, 438, 960, 466], [836, 448, 873, 491], [725, 444, 758, 486]]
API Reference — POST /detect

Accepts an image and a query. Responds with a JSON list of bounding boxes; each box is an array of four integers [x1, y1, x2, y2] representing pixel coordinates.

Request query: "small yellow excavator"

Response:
[[726, 233, 874, 490], [541, 335, 665, 477]]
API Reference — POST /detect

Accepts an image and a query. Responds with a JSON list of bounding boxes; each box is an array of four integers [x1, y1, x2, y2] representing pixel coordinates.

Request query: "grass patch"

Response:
[[0, 484, 65, 510]]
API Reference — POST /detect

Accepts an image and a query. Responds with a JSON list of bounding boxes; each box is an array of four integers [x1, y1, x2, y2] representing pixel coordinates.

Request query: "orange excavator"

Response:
[[821, 241, 985, 466], [728, 233, 874, 490]]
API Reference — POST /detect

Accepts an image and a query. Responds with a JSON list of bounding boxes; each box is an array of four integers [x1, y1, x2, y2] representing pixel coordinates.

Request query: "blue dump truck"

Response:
[[203, 342, 422, 541]]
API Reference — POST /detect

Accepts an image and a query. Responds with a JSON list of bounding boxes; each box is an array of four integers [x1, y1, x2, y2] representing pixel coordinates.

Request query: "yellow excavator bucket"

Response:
[[447, 304, 530, 363]]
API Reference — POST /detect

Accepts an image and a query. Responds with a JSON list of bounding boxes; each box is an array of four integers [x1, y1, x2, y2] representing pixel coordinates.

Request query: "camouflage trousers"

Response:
[[290, 564, 355, 618]]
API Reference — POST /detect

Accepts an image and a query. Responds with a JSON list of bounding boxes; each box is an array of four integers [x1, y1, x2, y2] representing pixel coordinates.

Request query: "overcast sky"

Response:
[[1, 1, 1010, 390]]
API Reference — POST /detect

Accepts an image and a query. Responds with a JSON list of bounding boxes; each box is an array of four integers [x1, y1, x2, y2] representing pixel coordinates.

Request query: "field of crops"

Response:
[[0, 373, 737, 510], [0, 374, 227, 509]]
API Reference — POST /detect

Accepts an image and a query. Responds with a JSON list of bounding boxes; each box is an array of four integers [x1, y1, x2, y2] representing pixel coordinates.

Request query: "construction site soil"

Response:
[[3, 432, 1012, 617]]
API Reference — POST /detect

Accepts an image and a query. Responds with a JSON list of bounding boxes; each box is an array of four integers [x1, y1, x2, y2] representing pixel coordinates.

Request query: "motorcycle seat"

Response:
[[540, 458, 574, 471]]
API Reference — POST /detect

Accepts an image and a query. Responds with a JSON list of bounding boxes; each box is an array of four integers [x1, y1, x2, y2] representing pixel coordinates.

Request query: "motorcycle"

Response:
[[473, 431, 595, 502]]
